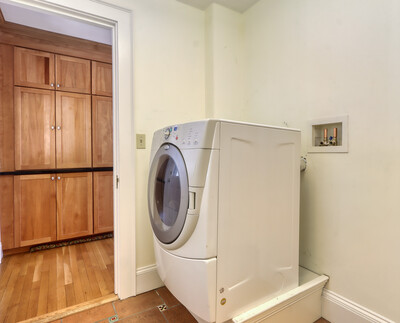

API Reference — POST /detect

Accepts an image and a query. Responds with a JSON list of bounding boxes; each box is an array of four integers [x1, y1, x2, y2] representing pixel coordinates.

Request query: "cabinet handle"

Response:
[[51, 126, 55, 130], [57, 176, 61, 180], [57, 84, 60, 88], [50, 83, 54, 87], [57, 126, 61, 130], [51, 176, 55, 181]]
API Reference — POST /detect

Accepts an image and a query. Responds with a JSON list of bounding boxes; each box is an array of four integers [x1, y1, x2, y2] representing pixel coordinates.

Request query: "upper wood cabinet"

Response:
[[56, 55, 91, 94], [14, 47, 55, 90], [93, 171, 113, 234], [0, 176, 14, 250], [14, 174, 57, 247], [0, 44, 15, 172], [92, 96, 113, 167], [56, 92, 92, 168], [14, 47, 91, 94], [92, 61, 112, 97], [57, 172, 93, 240], [14, 87, 56, 170]]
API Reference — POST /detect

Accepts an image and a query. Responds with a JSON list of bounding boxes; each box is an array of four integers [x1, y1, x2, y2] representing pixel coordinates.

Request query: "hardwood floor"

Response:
[[0, 238, 114, 322]]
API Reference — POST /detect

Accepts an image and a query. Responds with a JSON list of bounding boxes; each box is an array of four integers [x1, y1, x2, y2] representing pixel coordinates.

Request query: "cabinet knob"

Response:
[[51, 126, 55, 130], [51, 176, 55, 181], [57, 84, 60, 88], [57, 176, 61, 180], [50, 83, 54, 87], [57, 126, 61, 130]]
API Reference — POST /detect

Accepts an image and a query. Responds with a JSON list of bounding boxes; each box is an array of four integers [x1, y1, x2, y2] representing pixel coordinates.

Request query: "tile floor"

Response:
[[51, 286, 330, 323], [51, 286, 196, 323]]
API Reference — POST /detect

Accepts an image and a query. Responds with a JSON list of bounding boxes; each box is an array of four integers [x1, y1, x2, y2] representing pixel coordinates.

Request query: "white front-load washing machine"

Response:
[[148, 120, 300, 323]]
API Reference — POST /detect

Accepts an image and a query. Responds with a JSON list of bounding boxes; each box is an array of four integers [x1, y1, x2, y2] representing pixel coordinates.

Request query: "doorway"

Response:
[[0, 0, 135, 314]]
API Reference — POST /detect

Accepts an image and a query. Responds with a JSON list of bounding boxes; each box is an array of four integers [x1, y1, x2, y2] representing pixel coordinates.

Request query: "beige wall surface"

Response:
[[242, 0, 400, 321], [205, 4, 246, 120], [103, 0, 206, 268]]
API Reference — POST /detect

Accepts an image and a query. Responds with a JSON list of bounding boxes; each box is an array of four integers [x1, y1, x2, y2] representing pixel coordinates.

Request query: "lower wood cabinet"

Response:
[[3, 171, 111, 250], [0, 176, 14, 249], [14, 174, 56, 247], [56, 172, 93, 240], [93, 171, 113, 234]]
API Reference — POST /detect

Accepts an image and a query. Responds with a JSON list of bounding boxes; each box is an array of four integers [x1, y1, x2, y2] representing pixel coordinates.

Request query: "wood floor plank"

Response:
[[26, 280, 40, 319], [47, 249, 58, 313], [0, 238, 114, 321], [56, 247, 67, 310], [15, 253, 36, 322], [69, 245, 85, 304], [81, 243, 102, 299], [37, 265, 50, 316], [3, 256, 27, 323]]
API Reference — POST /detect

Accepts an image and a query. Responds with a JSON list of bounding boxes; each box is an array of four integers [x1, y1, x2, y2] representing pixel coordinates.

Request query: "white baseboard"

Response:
[[136, 264, 164, 294], [322, 289, 395, 323]]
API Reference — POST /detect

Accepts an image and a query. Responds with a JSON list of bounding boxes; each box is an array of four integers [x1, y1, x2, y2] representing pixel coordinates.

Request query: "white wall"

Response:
[[103, 0, 206, 268], [205, 4, 246, 120], [243, 0, 400, 321]]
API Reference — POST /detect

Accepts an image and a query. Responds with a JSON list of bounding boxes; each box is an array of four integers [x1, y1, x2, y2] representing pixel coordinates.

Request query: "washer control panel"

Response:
[[162, 123, 203, 147]]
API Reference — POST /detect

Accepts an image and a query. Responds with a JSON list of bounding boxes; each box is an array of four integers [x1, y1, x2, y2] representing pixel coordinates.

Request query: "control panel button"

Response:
[[164, 128, 171, 139]]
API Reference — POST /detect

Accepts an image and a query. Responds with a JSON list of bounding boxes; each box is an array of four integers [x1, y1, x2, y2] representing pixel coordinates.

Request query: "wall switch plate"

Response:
[[136, 134, 146, 149]]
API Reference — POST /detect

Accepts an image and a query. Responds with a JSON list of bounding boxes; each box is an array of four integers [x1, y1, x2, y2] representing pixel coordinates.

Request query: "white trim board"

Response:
[[322, 290, 395, 323], [136, 265, 164, 295]]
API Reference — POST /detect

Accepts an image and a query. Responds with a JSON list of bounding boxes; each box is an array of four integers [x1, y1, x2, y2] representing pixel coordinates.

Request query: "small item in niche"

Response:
[[320, 128, 329, 146], [331, 127, 337, 146]]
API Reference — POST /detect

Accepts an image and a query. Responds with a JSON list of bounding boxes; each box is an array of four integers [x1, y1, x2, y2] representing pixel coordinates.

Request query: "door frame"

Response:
[[2, 0, 136, 299]]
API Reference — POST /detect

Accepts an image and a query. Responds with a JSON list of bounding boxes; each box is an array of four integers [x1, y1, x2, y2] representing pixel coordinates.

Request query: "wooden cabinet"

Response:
[[14, 89, 91, 170], [56, 55, 91, 94], [93, 171, 113, 234], [57, 172, 93, 240], [14, 87, 56, 170], [14, 174, 57, 247], [56, 92, 92, 168], [0, 176, 14, 250], [92, 61, 112, 96], [92, 96, 113, 167], [14, 47, 91, 94], [14, 47, 55, 90], [0, 44, 14, 172]]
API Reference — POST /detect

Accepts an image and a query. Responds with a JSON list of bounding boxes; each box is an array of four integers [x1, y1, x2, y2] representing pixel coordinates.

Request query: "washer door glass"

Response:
[[148, 144, 189, 244]]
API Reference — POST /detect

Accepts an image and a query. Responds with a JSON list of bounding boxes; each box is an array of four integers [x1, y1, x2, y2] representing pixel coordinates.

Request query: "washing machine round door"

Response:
[[148, 143, 189, 244]]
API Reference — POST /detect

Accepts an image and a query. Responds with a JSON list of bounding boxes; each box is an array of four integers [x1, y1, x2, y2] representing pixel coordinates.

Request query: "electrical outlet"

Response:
[[136, 134, 146, 149]]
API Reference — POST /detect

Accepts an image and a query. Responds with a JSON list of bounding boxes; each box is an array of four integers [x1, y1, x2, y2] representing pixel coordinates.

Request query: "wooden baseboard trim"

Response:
[[19, 293, 119, 323]]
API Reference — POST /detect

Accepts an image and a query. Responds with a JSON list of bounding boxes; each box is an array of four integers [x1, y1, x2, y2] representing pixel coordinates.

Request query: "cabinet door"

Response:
[[14, 174, 57, 247], [14, 87, 56, 170], [56, 55, 91, 94], [57, 172, 93, 240], [93, 171, 113, 234], [92, 61, 112, 97], [0, 176, 14, 250], [56, 92, 91, 168], [92, 96, 113, 167], [14, 47, 55, 90], [0, 44, 14, 172]]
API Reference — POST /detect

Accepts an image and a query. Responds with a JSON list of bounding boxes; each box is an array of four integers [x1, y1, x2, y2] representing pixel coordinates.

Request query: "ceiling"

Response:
[[0, 2, 112, 45], [176, 0, 260, 13]]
